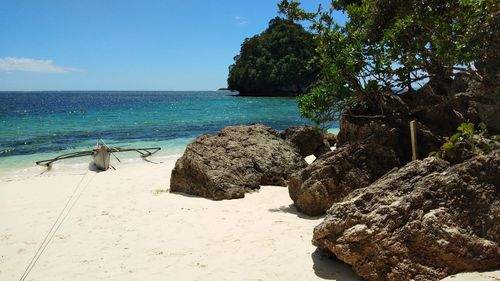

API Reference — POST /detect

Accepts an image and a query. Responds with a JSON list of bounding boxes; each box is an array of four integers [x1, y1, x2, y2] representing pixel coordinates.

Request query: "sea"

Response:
[[0, 91, 338, 176]]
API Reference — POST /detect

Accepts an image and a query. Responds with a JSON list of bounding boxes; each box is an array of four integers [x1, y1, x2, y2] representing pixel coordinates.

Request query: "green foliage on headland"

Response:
[[276, 0, 499, 124], [227, 17, 319, 96]]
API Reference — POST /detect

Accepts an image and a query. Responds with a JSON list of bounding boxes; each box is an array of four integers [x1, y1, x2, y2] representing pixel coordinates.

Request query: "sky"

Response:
[[0, 0, 345, 91]]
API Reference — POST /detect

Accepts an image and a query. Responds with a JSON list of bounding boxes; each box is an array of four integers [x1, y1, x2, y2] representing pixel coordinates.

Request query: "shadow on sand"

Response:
[[312, 249, 362, 280], [38, 162, 105, 176], [88, 162, 108, 173], [268, 204, 323, 220]]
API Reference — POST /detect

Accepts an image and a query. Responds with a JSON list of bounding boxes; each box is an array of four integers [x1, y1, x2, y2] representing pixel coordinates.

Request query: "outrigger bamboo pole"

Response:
[[35, 144, 161, 171]]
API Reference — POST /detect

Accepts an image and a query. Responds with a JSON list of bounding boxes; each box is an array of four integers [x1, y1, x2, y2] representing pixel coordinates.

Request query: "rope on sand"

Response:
[[19, 171, 96, 281]]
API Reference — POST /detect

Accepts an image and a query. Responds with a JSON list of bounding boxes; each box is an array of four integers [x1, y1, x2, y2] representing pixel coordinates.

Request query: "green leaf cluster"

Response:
[[430, 122, 499, 160], [227, 17, 319, 95], [289, 0, 499, 124]]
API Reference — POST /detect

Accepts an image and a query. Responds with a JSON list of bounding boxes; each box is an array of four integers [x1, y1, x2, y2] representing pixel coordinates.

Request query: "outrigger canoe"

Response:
[[36, 141, 161, 171]]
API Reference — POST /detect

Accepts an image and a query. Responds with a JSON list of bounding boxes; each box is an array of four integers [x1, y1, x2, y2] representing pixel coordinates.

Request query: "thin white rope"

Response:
[[19, 171, 96, 281]]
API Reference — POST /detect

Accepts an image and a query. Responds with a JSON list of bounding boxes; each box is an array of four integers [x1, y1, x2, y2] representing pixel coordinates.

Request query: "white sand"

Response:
[[2, 156, 498, 281], [0, 156, 361, 281], [442, 270, 500, 281]]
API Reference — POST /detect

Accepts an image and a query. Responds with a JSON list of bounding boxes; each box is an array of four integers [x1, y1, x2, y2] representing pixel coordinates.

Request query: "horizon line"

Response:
[[0, 89, 234, 92]]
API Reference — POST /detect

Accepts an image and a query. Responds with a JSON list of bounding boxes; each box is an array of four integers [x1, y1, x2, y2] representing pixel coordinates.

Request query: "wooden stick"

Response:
[[410, 120, 418, 160]]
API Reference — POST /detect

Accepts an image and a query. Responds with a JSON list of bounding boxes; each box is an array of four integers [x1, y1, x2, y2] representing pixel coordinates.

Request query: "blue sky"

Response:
[[0, 0, 344, 91]]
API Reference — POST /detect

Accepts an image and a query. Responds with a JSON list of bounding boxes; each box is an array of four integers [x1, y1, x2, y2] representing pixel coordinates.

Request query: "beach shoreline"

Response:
[[0, 153, 184, 181]]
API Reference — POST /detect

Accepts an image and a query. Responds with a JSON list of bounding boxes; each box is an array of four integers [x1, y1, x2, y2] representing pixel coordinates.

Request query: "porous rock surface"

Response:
[[287, 84, 482, 216], [288, 117, 402, 216], [312, 152, 500, 281], [281, 126, 330, 157], [288, 142, 400, 216], [170, 124, 307, 200]]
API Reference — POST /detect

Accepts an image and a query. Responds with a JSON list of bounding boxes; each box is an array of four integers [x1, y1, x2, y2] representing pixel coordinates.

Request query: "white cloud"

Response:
[[0, 57, 83, 73], [235, 16, 248, 25]]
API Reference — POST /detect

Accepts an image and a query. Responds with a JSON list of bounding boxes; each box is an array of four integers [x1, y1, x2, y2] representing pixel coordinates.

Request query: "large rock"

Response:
[[312, 152, 500, 281], [288, 142, 400, 216], [337, 114, 445, 163], [281, 126, 329, 157], [471, 96, 500, 134], [170, 124, 307, 200], [288, 81, 498, 216]]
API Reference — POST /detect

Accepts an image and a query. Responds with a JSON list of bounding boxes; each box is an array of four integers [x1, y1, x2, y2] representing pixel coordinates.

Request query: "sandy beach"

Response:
[[0, 156, 361, 281], [2, 155, 499, 281]]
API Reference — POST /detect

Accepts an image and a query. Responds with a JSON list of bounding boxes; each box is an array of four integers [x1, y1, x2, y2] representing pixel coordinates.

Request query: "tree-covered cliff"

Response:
[[227, 17, 319, 96]]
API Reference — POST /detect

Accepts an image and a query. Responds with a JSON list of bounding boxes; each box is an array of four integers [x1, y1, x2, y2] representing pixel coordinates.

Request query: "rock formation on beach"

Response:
[[170, 124, 306, 200], [281, 126, 331, 158], [288, 79, 500, 216], [312, 152, 500, 281], [288, 142, 400, 216], [285, 73, 500, 279]]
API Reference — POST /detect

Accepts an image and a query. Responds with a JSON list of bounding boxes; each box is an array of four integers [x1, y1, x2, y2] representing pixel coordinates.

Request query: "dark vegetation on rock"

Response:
[[170, 124, 306, 200], [227, 17, 318, 96], [312, 152, 500, 281], [431, 121, 500, 164]]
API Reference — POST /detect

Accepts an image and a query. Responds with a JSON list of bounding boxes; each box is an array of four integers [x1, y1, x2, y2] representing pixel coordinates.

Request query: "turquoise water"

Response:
[[0, 91, 336, 174]]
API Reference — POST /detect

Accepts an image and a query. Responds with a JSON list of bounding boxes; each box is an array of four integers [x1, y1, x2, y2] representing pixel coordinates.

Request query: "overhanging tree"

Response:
[[280, 0, 499, 125]]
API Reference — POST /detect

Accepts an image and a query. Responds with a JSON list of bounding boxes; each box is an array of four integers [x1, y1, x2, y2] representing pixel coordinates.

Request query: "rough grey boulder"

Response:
[[313, 152, 500, 281], [170, 124, 307, 200], [288, 142, 400, 216], [281, 126, 329, 157]]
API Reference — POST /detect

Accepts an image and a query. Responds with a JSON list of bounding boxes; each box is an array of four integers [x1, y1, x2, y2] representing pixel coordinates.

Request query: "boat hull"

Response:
[[93, 146, 110, 171]]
